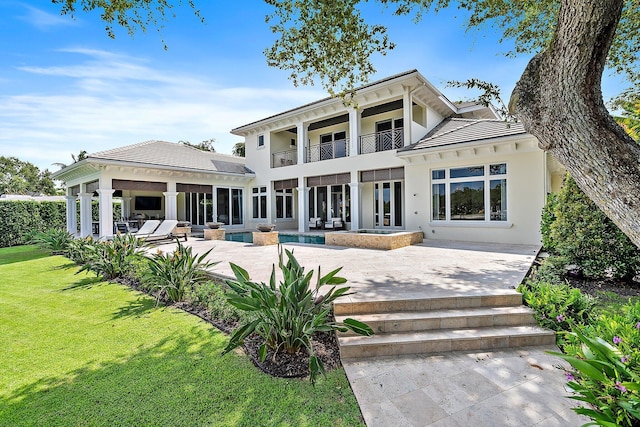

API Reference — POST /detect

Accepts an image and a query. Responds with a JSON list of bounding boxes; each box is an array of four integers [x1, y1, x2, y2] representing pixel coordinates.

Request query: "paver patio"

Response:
[[155, 237, 588, 426]]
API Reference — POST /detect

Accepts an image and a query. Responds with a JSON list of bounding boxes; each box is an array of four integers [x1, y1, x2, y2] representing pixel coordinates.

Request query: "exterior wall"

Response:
[[426, 106, 444, 133], [403, 141, 546, 245]]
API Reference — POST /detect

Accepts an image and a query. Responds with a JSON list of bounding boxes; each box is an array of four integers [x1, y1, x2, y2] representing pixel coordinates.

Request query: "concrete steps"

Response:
[[334, 291, 555, 359]]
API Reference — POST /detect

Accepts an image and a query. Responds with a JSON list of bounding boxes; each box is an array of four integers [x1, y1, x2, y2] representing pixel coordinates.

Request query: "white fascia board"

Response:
[[231, 70, 448, 136], [396, 134, 535, 159], [51, 159, 94, 180], [86, 158, 256, 179]]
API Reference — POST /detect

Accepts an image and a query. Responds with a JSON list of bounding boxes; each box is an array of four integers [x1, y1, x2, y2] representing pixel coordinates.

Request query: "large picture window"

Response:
[[431, 163, 507, 222], [252, 186, 267, 219]]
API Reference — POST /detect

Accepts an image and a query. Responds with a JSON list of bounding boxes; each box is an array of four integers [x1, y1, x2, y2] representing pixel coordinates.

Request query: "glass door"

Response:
[[374, 181, 403, 228], [185, 192, 213, 226], [216, 187, 244, 227]]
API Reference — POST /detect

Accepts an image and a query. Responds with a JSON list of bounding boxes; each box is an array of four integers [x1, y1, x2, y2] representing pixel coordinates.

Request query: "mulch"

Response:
[[564, 275, 640, 298], [116, 277, 343, 379]]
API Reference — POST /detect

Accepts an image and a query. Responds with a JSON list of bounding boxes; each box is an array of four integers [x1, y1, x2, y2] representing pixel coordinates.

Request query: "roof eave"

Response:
[[397, 133, 532, 158], [85, 157, 256, 179], [230, 69, 450, 135]]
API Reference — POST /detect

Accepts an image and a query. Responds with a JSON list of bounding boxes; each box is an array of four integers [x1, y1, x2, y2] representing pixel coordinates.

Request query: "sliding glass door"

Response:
[[216, 187, 243, 226]]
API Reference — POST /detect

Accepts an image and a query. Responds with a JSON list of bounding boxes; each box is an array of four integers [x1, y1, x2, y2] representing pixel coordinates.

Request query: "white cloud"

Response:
[[0, 48, 325, 170], [19, 5, 75, 30]]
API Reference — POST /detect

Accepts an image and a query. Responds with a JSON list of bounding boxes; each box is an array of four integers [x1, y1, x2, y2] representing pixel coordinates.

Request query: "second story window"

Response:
[[258, 135, 265, 148], [252, 186, 267, 219]]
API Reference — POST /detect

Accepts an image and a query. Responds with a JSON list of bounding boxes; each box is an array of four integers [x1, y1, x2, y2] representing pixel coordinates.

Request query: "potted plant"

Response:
[[256, 223, 275, 232]]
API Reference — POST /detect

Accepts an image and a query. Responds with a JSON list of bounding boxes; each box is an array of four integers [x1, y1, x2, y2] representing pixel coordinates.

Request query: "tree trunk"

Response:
[[512, 0, 640, 247]]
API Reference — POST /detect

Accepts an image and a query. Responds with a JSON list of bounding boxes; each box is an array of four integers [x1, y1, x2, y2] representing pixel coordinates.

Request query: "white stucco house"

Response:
[[53, 69, 564, 245]]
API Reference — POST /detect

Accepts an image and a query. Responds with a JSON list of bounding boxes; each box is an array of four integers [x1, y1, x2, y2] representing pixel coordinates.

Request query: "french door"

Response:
[[374, 181, 403, 228]]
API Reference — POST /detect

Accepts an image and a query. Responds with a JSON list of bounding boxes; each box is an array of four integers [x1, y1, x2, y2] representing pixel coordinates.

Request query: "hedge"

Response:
[[0, 200, 66, 247], [0, 200, 123, 247]]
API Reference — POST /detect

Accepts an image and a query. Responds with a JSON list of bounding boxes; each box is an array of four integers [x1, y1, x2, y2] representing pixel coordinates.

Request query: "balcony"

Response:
[[272, 149, 297, 168], [359, 128, 404, 154], [305, 138, 350, 163]]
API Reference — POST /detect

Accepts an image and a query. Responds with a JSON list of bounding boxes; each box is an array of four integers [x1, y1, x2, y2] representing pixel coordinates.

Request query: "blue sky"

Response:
[[0, 1, 628, 171]]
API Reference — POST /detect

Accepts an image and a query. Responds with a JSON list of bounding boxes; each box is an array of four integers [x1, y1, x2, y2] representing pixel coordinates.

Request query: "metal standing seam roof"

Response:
[[398, 118, 528, 153], [88, 140, 254, 174]]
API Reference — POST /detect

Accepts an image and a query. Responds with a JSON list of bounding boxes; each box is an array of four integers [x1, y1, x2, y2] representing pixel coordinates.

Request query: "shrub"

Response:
[[144, 239, 217, 304], [518, 280, 595, 334], [222, 247, 373, 384], [66, 237, 98, 265], [550, 326, 640, 427], [188, 281, 248, 325], [544, 174, 640, 279], [29, 229, 73, 254], [540, 192, 558, 252], [0, 200, 66, 247], [78, 233, 144, 280]]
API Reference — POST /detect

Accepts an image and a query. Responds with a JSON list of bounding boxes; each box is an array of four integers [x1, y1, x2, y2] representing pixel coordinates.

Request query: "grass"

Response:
[[0, 246, 363, 426]]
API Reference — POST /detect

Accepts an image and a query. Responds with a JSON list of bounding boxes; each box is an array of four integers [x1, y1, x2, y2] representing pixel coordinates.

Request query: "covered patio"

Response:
[[52, 141, 255, 238]]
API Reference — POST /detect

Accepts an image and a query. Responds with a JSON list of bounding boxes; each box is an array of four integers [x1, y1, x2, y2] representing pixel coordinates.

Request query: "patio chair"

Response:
[[114, 222, 130, 234], [308, 217, 322, 229], [141, 220, 188, 243], [134, 219, 161, 237], [324, 218, 344, 230]]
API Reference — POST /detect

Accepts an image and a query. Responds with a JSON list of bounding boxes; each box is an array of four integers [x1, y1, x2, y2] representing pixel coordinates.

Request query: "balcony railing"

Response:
[[359, 128, 404, 154], [305, 138, 350, 163], [271, 149, 297, 168]]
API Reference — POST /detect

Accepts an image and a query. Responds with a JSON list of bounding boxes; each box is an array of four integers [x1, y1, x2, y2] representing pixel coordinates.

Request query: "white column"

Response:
[[78, 192, 93, 237], [403, 88, 412, 146], [348, 107, 361, 156], [122, 197, 132, 219], [297, 123, 307, 165], [296, 184, 310, 232], [96, 189, 115, 237], [163, 192, 178, 220], [349, 179, 361, 230], [65, 195, 78, 235]]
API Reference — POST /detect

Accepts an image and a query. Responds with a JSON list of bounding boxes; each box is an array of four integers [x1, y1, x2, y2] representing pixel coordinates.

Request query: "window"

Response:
[[431, 163, 507, 222], [252, 186, 267, 219], [276, 188, 293, 219], [319, 131, 347, 160], [258, 135, 264, 148], [217, 187, 243, 225]]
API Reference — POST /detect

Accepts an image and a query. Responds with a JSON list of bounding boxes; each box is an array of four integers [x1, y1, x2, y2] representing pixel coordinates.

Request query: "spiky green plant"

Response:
[[78, 233, 144, 280], [222, 246, 373, 384], [144, 239, 217, 304], [29, 228, 73, 254]]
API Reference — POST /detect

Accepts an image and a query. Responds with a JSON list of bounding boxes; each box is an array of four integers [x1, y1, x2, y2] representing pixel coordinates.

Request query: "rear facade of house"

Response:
[[54, 70, 564, 245]]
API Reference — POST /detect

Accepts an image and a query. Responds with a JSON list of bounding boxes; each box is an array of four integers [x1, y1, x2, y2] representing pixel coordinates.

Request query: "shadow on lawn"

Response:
[[110, 296, 156, 321], [0, 247, 49, 266], [61, 276, 104, 291], [0, 327, 358, 427]]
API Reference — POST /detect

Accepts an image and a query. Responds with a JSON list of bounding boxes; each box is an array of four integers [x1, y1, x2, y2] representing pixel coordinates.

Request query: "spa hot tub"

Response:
[[325, 229, 424, 250]]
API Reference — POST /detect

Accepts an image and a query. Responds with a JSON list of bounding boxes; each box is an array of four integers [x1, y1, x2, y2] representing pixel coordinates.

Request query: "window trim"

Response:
[[275, 188, 294, 220], [252, 186, 267, 219], [431, 163, 508, 224], [257, 134, 265, 150]]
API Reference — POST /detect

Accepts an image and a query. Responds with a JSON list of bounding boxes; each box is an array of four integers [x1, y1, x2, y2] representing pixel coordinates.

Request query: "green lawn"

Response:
[[0, 246, 363, 426]]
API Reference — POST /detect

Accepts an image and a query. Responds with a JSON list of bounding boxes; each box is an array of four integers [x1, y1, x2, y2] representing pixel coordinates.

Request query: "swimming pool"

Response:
[[225, 232, 325, 245]]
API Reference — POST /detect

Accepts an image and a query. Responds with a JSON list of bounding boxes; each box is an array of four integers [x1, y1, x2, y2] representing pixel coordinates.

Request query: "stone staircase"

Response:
[[334, 289, 555, 359]]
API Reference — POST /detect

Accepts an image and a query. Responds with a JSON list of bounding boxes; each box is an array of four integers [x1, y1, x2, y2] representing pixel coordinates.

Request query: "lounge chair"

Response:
[[324, 218, 344, 230], [308, 217, 322, 229], [141, 220, 188, 243], [134, 219, 161, 237], [114, 222, 130, 234]]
